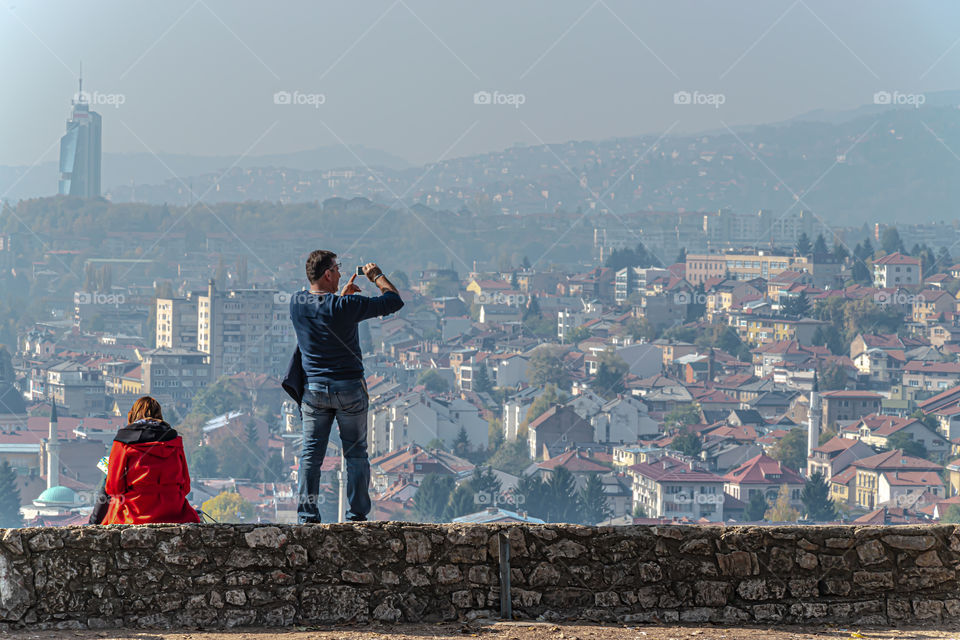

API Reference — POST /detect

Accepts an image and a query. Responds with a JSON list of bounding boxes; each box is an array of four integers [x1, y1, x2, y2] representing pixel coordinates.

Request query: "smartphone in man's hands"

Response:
[[356, 266, 364, 276]]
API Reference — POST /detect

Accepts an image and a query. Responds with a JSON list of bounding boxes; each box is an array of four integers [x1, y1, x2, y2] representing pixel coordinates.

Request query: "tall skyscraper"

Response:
[[58, 72, 102, 197]]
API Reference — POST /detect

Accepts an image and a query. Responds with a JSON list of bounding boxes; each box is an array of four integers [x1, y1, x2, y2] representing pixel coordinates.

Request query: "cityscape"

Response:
[[10, 3, 960, 633], [2, 3, 960, 534], [2, 84, 960, 530]]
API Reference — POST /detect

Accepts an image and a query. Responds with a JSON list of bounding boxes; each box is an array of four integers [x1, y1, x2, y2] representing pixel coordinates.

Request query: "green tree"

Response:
[[263, 451, 287, 483], [594, 349, 629, 397], [472, 365, 493, 395], [544, 467, 581, 523], [453, 425, 471, 458], [190, 376, 246, 417], [813, 234, 829, 255], [686, 284, 706, 322], [605, 243, 660, 270], [832, 241, 849, 263], [411, 473, 455, 522], [528, 347, 568, 388], [187, 445, 219, 478], [851, 242, 872, 284], [765, 484, 800, 522], [887, 432, 928, 460], [665, 403, 700, 428], [417, 369, 450, 393], [696, 324, 751, 361], [745, 491, 768, 522], [488, 440, 532, 476], [801, 471, 837, 522], [577, 473, 612, 525], [781, 292, 810, 317], [796, 232, 811, 255], [444, 484, 478, 520], [516, 472, 549, 519], [566, 325, 591, 343], [819, 424, 838, 445], [626, 317, 657, 342], [672, 432, 702, 457], [811, 325, 846, 356], [445, 467, 503, 520], [817, 364, 847, 391], [488, 419, 505, 450], [771, 429, 807, 471], [0, 460, 22, 527], [201, 491, 255, 523], [881, 227, 904, 255], [523, 295, 541, 321]]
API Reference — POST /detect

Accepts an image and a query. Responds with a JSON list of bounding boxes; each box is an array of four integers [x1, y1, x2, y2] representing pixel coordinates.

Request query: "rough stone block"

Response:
[[856, 539, 887, 565], [404, 531, 431, 563], [717, 550, 758, 576], [854, 571, 894, 590], [882, 534, 936, 551]]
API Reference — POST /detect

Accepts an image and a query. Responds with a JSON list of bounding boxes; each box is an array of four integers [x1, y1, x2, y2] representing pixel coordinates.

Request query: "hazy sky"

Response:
[[2, 1, 958, 168]]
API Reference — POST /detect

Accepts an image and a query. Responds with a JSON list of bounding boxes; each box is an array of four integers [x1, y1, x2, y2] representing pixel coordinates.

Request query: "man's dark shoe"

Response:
[[348, 515, 367, 522], [299, 517, 322, 524]]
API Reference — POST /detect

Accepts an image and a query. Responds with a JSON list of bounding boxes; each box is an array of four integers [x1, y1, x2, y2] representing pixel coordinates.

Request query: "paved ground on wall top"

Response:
[[6, 622, 960, 640]]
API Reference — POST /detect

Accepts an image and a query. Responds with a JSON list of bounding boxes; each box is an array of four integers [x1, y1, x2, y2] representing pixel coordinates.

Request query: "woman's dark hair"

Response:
[[306, 249, 337, 284], [128, 396, 163, 424]]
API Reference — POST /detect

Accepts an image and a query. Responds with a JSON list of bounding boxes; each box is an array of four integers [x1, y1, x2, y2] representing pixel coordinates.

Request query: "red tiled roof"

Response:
[[628, 456, 724, 483], [537, 449, 609, 473], [811, 435, 860, 454], [873, 252, 920, 266], [881, 471, 943, 487], [904, 361, 960, 374], [852, 450, 942, 472], [723, 453, 806, 485]]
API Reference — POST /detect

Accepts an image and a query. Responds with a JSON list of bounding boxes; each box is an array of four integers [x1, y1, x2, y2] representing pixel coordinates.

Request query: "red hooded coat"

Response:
[[101, 421, 200, 525]]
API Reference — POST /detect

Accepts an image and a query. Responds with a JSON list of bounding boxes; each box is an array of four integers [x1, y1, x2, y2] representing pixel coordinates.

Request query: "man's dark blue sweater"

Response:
[[289, 290, 404, 383]]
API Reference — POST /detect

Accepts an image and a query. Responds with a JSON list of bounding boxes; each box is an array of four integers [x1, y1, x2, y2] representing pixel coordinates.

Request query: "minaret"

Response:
[[206, 278, 216, 381], [46, 400, 60, 489], [807, 372, 822, 463]]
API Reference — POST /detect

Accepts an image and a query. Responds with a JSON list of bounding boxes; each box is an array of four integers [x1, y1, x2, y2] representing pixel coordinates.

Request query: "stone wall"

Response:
[[1, 522, 959, 630]]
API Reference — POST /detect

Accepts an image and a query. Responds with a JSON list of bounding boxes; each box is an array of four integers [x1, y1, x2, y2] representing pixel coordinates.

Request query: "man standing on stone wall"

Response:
[[288, 250, 403, 523]]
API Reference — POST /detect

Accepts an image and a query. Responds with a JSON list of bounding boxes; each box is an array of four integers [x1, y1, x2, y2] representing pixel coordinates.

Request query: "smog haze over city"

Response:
[[3, 1, 960, 534]]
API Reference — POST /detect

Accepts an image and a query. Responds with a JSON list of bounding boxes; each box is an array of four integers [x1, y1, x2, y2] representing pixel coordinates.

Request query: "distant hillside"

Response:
[[0, 144, 411, 202], [6, 96, 960, 226]]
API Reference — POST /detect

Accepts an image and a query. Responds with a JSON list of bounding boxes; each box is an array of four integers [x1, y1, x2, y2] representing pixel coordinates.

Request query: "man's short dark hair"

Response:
[[306, 250, 337, 284]]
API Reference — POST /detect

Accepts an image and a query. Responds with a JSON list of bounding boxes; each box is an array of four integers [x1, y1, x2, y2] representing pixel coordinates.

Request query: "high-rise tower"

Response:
[[58, 68, 102, 197]]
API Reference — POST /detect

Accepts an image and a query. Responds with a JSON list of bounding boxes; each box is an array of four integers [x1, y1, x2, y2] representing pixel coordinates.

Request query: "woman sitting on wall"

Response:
[[89, 396, 200, 525]]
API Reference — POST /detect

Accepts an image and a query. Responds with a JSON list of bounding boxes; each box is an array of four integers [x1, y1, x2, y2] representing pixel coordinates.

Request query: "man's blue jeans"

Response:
[[297, 379, 371, 523]]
